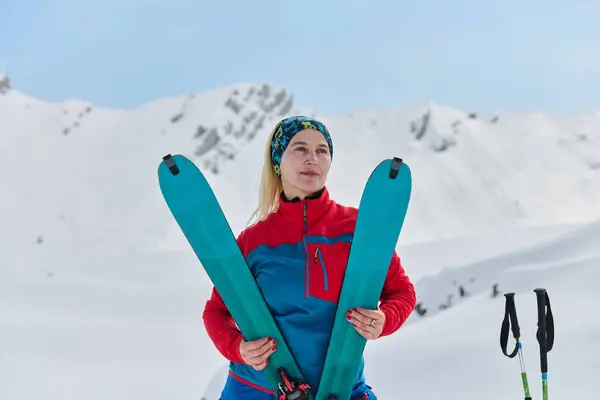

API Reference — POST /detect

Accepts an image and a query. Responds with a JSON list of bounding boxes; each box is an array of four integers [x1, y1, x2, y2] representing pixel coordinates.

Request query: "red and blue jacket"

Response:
[[203, 187, 416, 399]]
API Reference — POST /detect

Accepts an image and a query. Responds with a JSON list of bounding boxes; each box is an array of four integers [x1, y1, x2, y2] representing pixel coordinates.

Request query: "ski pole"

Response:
[[500, 292, 532, 400], [534, 288, 554, 400]]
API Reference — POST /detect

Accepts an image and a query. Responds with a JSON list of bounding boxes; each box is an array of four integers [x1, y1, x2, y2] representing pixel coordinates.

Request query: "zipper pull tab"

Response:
[[314, 248, 319, 263], [303, 202, 307, 223]]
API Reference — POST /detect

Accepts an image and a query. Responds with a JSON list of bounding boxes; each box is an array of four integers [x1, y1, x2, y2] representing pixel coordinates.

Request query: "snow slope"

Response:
[[320, 104, 600, 243], [1, 80, 599, 399], [363, 220, 600, 399]]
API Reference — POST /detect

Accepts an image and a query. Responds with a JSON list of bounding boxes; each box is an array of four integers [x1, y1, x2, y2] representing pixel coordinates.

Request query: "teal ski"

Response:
[[158, 154, 312, 399], [316, 157, 412, 400]]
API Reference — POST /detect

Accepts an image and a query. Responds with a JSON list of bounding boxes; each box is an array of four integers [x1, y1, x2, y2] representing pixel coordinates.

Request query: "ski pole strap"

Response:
[[500, 293, 521, 358], [535, 289, 554, 353]]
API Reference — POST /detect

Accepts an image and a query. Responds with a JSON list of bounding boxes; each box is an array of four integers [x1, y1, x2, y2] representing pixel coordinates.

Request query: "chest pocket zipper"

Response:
[[314, 248, 329, 291]]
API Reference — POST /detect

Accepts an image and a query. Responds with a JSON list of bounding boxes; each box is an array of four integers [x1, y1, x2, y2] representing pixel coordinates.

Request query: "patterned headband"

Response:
[[270, 116, 333, 176]]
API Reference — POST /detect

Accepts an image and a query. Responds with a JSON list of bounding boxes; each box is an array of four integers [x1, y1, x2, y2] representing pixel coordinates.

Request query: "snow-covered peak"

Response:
[[169, 83, 298, 174], [0, 74, 10, 94], [0, 82, 314, 255], [406, 101, 478, 152]]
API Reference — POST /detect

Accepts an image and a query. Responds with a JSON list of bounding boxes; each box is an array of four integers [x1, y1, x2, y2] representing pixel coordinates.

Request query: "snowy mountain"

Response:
[[3, 79, 600, 257], [322, 102, 600, 244], [0, 81, 314, 258], [2, 79, 600, 399]]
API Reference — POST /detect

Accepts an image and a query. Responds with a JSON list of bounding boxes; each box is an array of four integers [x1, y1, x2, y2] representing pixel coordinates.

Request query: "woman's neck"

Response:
[[282, 187, 325, 202]]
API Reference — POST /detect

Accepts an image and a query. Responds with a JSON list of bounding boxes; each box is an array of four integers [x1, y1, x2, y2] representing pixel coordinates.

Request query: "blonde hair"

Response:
[[247, 126, 283, 225]]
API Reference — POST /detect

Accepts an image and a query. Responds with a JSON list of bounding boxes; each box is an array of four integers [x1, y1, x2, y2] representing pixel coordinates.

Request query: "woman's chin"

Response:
[[299, 181, 323, 194]]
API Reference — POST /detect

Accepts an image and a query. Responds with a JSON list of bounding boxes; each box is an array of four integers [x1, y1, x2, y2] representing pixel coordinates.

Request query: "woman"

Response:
[[203, 116, 416, 399]]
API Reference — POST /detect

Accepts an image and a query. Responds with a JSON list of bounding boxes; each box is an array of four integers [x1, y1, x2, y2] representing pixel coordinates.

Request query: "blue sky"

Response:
[[1, 0, 598, 115]]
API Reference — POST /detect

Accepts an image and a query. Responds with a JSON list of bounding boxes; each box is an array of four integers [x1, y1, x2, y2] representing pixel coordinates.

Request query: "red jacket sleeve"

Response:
[[378, 251, 416, 337], [201, 232, 248, 365], [202, 286, 245, 364]]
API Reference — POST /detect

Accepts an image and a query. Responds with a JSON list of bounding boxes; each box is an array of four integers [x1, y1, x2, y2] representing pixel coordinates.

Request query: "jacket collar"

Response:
[[277, 186, 332, 228]]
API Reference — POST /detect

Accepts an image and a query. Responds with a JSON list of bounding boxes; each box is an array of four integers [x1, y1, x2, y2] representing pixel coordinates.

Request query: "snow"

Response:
[[1, 82, 599, 399], [365, 222, 600, 399]]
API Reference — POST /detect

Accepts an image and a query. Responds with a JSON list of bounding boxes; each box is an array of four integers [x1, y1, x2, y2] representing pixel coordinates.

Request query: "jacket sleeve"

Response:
[[203, 286, 246, 364], [201, 232, 248, 364], [378, 251, 416, 337]]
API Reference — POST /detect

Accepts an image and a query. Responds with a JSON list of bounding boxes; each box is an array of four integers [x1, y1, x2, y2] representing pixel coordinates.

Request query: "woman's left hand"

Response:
[[346, 306, 385, 340]]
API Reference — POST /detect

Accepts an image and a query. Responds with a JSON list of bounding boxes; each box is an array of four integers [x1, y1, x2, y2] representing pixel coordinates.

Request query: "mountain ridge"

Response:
[[1, 79, 599, 257]]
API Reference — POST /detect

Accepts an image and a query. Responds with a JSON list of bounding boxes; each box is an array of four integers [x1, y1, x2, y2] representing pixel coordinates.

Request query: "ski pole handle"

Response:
[[505, 293, 521, 339], [500, 292, 521, 358], [534, 288, 554, 400], [534, 288, 548, 374]]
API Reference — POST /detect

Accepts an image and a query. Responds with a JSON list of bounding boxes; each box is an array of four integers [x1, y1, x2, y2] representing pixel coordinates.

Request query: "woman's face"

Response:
[[279, 128, 332, 199]]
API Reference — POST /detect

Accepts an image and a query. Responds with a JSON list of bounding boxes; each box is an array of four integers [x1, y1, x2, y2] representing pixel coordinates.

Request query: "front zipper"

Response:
[[314, 247, 328, 291], [302, 202, 309, 299]]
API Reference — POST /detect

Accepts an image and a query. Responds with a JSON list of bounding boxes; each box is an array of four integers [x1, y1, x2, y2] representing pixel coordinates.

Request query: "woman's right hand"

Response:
[[239, 336, 277, 370]]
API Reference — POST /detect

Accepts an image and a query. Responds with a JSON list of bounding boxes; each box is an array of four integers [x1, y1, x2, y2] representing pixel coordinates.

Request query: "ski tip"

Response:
[[162, 153, 180, 176], [389, 157, 403, 179]]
